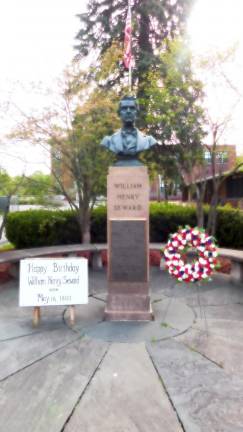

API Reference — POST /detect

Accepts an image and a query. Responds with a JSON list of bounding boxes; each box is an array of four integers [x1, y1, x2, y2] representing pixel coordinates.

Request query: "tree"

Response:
[[143, 39, 206, 218], [9, 67, 120, 243], [191, 48, 243, 234], [203, 118, 243, 236], [75, 0, 195, 122], [52, 89, 120, 242], [0, 169, 23, 240], [14, 172, 54, 205]]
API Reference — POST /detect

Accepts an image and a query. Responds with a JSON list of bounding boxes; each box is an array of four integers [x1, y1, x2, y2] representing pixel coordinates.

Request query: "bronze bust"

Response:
[[101, 96, 157, 165]]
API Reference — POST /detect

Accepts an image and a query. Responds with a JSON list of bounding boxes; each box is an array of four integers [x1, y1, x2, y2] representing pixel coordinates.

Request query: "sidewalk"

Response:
[[0, 268, 243, 431]]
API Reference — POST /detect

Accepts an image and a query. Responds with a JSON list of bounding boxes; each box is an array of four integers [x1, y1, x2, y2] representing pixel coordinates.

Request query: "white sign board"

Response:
[[19, 258, 88, 307]]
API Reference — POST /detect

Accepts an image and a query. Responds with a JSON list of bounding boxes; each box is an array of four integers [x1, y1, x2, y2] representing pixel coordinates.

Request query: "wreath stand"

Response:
[[162, 226, 218, 335]]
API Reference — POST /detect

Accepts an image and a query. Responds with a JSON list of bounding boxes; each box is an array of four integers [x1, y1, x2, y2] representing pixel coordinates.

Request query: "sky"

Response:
[[0, 0, 243, 175], [187, 0, 243, 151], [0, 0, 87, 175]]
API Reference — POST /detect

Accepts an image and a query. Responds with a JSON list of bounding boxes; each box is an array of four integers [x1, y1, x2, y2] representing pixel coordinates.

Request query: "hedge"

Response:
[[216, 206, 243, 249], [149, 202, 197, 242], [5, 203, 243, 249], [5, 210, 81, 248]]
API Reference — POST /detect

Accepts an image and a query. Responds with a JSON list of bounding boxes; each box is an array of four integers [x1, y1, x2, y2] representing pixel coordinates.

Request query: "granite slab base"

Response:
[[65, 296, 194, 343], [104, 293, 153, 321]]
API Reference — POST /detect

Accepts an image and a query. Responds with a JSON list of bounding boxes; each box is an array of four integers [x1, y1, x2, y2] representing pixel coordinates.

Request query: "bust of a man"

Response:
[[101, 96, 157, 165]]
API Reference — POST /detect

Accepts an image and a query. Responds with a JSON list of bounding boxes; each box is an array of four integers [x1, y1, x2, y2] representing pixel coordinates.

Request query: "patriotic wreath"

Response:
[[163, 227, 218, 283]]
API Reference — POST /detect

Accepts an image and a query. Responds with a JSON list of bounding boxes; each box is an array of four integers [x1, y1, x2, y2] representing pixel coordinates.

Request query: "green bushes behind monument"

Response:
[[6, 210, 81, 248], [5, 204, 243, 249]]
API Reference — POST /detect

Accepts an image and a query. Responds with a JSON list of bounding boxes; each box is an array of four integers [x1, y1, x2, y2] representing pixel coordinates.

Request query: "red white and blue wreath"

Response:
[[163, 227, 218, 283]]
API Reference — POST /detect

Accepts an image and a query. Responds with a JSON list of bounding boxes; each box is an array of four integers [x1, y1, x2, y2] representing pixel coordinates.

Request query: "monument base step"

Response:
[[104, 294, 154, 321], [104, 309, 154, 321]]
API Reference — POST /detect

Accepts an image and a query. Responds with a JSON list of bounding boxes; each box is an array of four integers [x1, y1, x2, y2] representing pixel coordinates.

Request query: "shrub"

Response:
[[5, 204, 243, 249], [6, 207, 106, 248], [149, 202, 197, 242], [6, 210, 81, 248], [216, 206, 243, 248], [90, 206, 107, 243]]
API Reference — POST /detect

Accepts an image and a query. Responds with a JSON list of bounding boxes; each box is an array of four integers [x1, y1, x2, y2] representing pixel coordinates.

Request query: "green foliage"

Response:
[[69, 89, 119, 201], [140, 39, 206, 214], [10, 64, 120, 242], [6, 208, 107, 248], [0, 169, 19, 196], [75, 0, 194, 91], [6, 210, 81, 248], [216, 206, 243, 249], [0, 170, 13, 195], [0, 171, 55, 205], [5, 204, 243, 249], [150, 204, 243, 248], [16, 172, 54, 204], [75, 0, 195, 127], [236, 155, 243, 171], [149, 202, 197, 242], [145, 39, 206, 176], [0, 169, 22, 239], [0, 242, 14, 251], [90, 206, 107, 243]]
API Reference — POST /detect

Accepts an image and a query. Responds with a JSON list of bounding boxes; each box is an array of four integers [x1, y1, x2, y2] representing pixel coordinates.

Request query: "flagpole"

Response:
[[128, 0, 132, 93], [124, 0, 133, 93], [129, 63, 132, 93]]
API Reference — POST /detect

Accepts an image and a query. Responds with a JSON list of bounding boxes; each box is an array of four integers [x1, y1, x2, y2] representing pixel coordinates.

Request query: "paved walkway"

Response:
[[1, 268, 243, 431]]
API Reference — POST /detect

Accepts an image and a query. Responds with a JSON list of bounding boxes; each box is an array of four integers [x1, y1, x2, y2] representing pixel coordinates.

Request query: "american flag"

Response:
[[123, 2, 132, 69]]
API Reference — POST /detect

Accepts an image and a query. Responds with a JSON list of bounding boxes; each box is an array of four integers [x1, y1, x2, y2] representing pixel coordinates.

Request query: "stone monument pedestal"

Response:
[[104, 166, 153, 321]]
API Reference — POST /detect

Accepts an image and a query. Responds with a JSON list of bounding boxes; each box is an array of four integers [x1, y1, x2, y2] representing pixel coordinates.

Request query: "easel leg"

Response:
[[69, 305, 75, 326], [33, 306, 41, 327]]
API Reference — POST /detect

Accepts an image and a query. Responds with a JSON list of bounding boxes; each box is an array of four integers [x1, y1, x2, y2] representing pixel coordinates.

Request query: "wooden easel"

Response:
[[32, 305, 76, 327], [33, 306, 41, 327]]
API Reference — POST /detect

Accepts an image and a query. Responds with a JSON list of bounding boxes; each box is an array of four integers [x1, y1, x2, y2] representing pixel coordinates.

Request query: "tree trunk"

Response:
[[80, 206, 91, 244], [164, 182, 168, 202], [206, 142, 219, 236], [211, 204, 218, 237], [157, 184, 161, 202], [188, 185, 193, 203], [195, 183, 206, 228], [82, 226, 91, 244], [0, 197, 10, 240], [207, 191, 218, 236], [196, 200, 204, 228]]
